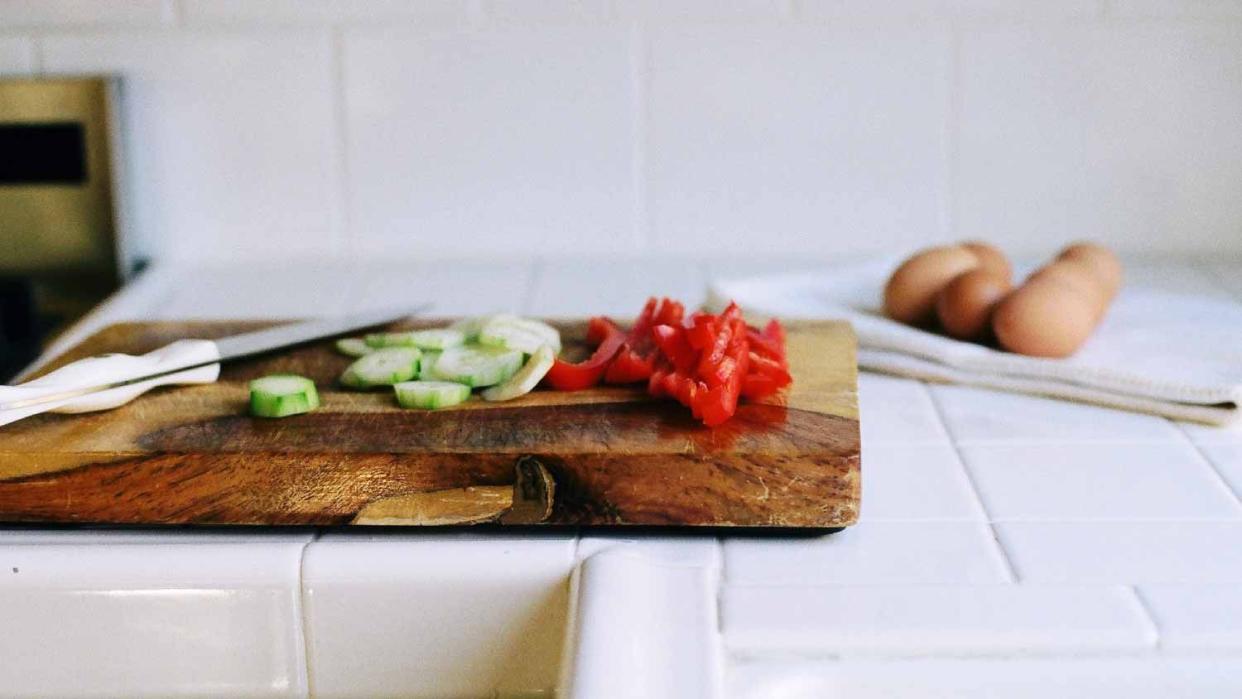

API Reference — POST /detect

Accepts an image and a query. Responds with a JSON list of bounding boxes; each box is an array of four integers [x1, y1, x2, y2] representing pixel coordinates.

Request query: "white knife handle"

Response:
[[0, 340, 222, 425]]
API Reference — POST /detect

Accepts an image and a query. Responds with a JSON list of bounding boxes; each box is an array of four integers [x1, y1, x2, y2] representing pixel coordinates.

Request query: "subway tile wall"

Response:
[[1, 0, 1239, 268]]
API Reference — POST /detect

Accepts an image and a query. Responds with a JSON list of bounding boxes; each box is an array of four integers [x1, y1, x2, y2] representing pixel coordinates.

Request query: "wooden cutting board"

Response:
[[0, 319, 860, 529]]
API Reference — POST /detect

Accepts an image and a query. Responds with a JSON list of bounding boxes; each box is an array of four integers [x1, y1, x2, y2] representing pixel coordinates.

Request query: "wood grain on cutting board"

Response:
[[0, 319, 859, 528]]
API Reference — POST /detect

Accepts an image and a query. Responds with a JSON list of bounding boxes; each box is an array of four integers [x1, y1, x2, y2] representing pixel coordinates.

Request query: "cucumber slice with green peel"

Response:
[[407, 328, 466, 350], [478, 317, 561, 354], [394, 380, 471, 410], [448, 315, 495, 342], [249, 375, 320, 418], [433, 345, 524, 388], [340, 347, 422, 388], [364, 331, 419, 349], [335, 337, 374, 357], [482, 346, 555, 402], [419, 350, 442, 379]]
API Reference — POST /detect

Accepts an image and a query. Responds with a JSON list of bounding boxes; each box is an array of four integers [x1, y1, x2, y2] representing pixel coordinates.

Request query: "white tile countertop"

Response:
[[3, 255, 1242, 698]]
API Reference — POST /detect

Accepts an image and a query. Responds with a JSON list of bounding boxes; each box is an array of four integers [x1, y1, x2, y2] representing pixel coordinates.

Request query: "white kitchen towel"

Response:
[[707, 261, 1242, 425]]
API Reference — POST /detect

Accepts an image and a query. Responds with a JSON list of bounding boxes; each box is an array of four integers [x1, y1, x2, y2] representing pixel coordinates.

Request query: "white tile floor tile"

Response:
[[565, 549, 723, 699], [998, 521, 1242, 584], [859, 444, 985, 521], [728, 657, 1242, 699], [959, 442, 1242, 521], [0, 543, 307, 698], [1196, 442, 1242, 501], [1139, 585, 1242, 651], [931, 384, 1183, 444], [0, 528, 315, 545], [858, 373, 950, 446], [724, 522, 1011, 585], [723, 584, 1155, 656], [577, 535, 720, 569], [1180, 419, 1242, 446], [527, 257, 708, 317], [303, 535, 574, 699]]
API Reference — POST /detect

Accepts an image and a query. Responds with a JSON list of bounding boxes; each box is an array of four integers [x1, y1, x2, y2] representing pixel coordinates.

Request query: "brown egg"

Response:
[[993, 276, 1100, 358], [961, 241, 1013, 283], [884, 246, 980, 326], [936, 269, 1012, 340], [1028, 259, 1110, 321], [1057, 242, 1122, 300]]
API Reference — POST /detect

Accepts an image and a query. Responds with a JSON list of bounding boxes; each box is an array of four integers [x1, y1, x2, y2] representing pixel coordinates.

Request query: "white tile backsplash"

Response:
[[723, 584, 1156, 656], [182, 0, 474, 24], [646, 23, 951, 255], [958, 22, 1242, 256], [0, 37, 34, 73], [0, 0, 169, 28], [343, 25, 636, 257], [1112, 0, 1242, 17], [1196, 442, 1242, 501], [0, 543, 307, 698], [724, 521, 1012, 585], [3, 3, 1240, 264], [42, 31, 340, 265], [959, 442, 1242, 521]]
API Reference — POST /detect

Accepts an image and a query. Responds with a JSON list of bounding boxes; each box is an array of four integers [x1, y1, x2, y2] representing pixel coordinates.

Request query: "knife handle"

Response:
[[0, 340, 222, 426]]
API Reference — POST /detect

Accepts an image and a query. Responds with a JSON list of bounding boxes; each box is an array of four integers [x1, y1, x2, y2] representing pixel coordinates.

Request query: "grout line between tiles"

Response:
[[521, 258, 544, 314], [943, 16, 961, 238], [1172, 422, 1242, 508], [328, 25, 353, 255], [1128, 585, 1163, 651], [926, 384, 1020, 583], [629, 23, 650, 250], [296, 539, 315, 699]]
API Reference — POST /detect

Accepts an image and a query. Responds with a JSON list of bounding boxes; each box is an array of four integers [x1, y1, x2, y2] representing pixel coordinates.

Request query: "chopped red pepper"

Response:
[[544, 318, 626, 391], [550, 299, 791, 427]]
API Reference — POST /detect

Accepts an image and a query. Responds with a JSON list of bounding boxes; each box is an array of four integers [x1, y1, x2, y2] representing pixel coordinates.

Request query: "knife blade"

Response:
[[0, 305, 427, 413]]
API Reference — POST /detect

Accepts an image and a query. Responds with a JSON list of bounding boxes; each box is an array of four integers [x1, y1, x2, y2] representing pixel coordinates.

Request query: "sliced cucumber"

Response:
[[449, 315, 492, 342], [364, 331, 419, 349], [340, 347, 421, 388], [407, 328, 466, 350], [482, 346, 555, 402], [249, 374, 320, 418], [419, 350, 442, 379], [335, 337, 374, 357], [478, 316, 561, 354], [433, 345, 524, 388], [366, 328, 467, 351], [394, 380, 471, 410]]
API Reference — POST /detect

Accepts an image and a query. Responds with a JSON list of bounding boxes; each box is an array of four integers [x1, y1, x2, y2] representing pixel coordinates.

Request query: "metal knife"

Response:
[[0, 306, 425, 427]]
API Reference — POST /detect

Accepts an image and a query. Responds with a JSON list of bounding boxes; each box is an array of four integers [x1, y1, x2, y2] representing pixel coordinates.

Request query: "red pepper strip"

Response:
[[748, 351, 792, 382], [746, 328, 785, 362], [543, 319, 626, 391], [586, 316, 619, 346], [605, 297, 685, 384], [685, 313, 716, 351], [603, 349, 655, 384], [742, 373, 787, 400], [763, 318, 787, 348], [651, 324, 697, 373], [696, 303, 742, 387]]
